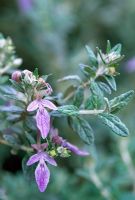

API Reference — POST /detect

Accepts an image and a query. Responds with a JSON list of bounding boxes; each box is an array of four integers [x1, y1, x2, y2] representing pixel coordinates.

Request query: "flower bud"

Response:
[[11, 71, 22, 82], [22, 69, 32, 76], [108, 67, 116, 75], [49, 149, 57, 157], [38, 77, 46, 85], [22, 70, 36, 84]]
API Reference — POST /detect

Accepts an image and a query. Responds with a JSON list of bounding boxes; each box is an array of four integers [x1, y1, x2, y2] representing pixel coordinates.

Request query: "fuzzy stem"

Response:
[[0, 138, 33, 153], [119, 139, 135, 192], [37, 130, 41, 145], [89, 169, 112, 200], [79, 109, 104, 115]]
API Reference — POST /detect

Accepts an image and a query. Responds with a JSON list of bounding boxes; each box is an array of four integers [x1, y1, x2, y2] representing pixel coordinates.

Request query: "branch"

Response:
[[0, 138, 33, 153], [79, 109, 104, 115]]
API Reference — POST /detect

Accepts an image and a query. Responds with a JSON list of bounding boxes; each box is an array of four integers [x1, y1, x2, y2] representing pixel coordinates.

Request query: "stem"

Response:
[[119, 139, 135, 192], [79, 109, 104, 115], [0, 138, 33, 153], [89, 169, 112, 200], [37, 130, 41, 145], [62, 80, 91, 103]]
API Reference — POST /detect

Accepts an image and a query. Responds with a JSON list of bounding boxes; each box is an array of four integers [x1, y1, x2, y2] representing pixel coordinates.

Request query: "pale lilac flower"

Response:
[[50, 128, 89, 156], [62, 141, 89, 156], [27, 99, 57, 139], [125, 57, 135, 73], [27, 151, 57, 192], [17, 0, 32, 14]]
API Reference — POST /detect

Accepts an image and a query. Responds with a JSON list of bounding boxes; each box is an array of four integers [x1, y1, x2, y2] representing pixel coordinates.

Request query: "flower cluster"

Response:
[[5, 41, 132, 194], [11, 69, 89, 192]]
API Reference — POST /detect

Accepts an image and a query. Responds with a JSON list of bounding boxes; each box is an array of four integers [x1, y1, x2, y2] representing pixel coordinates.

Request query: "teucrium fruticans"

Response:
[[0, 34, 133, 192]]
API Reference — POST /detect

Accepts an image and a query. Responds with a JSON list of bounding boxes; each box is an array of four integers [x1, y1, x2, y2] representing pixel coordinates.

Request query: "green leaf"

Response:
[[73, 86, 84, 107], [80, 64, 96, 77], [85, 45, 98, 67], [98, 113, 129, 137], [33, 68, 39, 79], [57, 105, 79, 116], [22, 155, 35, 182], [0, 75, 9, 84], [98, 82, 111, 94], [90, 80, 103, 96], [85, 95, 103, 109], [25, 132, 36, 144], [4, 94, 26, 104], [110, 43, 122, 54], [106, 40, 111, 53], [0, 85, 16, 95], [0, 105, 23, 113], [103, 75, 116, 91], [69, 116, 94, 144], [110, 90, 134, 113], [90, 80, 104, 107], [96, 47, 106, 64], [9, 79, 24, 93], [3, 134, 20, 145]]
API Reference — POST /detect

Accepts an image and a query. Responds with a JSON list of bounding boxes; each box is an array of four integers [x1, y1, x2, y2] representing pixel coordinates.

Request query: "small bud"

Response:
[[11, 71, 22, 82], [108, 67, 116, 75], [49, 149, 57, 157], [22, 69, 32, 76], [22, 70, 36, 84], [57, 147, 70, 157]]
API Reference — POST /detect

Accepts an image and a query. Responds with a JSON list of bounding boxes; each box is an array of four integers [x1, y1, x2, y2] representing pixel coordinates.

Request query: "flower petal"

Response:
[[41, 99, 57, 110], [26, 153, 41, 166], [35, 159, 50, 192], [27, 100, 39, 112], [36, 108, 50, 139], [64, 142, 89, 156], [42, 152, 57, 166]]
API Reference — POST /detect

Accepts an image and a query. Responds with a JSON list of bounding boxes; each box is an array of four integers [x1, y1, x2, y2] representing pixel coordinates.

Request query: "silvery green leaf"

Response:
[[57, 105, 79, 116], [98, 82, 111, 94], [69, 116, 94, 144], [90, 80, 105, 107], [85, 95, 103, 110], [9, 79, 24, 93], [3, 134, 20, 145], [73, 86, 84, 107], [0, 105, 23, 113], [110, 43, 122, 54], [103, 75, 116, 91], [85, 45, 98, 67], [25, 132, 36, 144], [98, 113, 129, 137], [106, 40, 111, 53], [110, 90, 134, 113], [80, 64, 96, 77], [22, 155, 35, 182]]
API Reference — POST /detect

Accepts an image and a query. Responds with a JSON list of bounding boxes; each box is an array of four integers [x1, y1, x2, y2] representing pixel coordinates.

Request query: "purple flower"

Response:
[[27, 151, 57, 192], [17, 0, 32, 14], [62, 141, 89, 156], [125, 57, 135, 73], [50, 128, 89, 156], [27, 99, 57, 139]]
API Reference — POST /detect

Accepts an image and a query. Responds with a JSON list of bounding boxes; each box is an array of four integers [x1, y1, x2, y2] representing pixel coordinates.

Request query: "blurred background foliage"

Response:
[[0, 0, 135, 199]]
